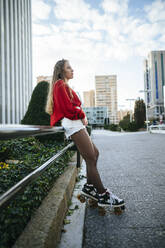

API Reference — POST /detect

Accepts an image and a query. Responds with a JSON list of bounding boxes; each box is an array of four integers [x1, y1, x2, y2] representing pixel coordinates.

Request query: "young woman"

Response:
[[45, 59, 125, 208]]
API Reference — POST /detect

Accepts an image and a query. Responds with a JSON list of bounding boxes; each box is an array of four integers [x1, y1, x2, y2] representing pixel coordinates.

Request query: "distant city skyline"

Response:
[[32, 0, 165, 110]]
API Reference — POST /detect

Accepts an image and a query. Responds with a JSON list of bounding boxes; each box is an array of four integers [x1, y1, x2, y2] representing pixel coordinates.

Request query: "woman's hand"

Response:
[[81, 116, 88, 126]]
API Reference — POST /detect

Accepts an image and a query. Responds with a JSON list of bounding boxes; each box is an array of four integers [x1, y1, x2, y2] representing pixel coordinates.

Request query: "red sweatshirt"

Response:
[[50, 79, 85, 126]]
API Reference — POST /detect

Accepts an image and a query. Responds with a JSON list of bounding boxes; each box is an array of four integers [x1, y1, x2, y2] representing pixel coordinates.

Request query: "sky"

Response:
[[32, 0, 165, 110]]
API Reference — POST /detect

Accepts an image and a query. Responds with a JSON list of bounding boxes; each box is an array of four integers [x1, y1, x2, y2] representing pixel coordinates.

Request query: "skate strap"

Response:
[[86, 184, 94, 187], [99, 189, 108, 196]]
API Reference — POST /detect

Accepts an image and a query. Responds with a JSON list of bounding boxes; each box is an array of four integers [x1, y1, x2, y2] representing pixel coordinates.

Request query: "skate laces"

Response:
[[106, 188, 122, 205], [85, 184, 97, 193]]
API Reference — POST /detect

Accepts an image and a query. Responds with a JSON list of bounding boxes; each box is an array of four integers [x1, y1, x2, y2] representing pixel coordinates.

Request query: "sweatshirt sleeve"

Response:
[[55, 82, 85, 120]]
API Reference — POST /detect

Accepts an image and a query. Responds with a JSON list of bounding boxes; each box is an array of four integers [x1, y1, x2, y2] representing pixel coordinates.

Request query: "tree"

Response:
[[21, 81, 50, 125], [119, 113, 138, 132], [134, 98, 146, 129], [21, 81, 64, 142]]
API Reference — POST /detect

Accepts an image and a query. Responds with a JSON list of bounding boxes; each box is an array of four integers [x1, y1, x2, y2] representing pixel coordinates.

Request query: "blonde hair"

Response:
[[45, 59, 73, 115]]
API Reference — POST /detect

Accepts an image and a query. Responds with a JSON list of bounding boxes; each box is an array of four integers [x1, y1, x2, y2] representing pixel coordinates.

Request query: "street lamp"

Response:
[[125, 99, 136, 122], [139, 89, 152, 132]]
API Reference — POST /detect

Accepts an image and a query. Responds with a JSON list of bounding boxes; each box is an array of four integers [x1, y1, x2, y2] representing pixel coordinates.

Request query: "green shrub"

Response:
[[104, 124, 121, 131], [127, 121, 138, 131], [21, 81, 64, 142], [0, 137, 74, 248], [119, 118, 138, 132]]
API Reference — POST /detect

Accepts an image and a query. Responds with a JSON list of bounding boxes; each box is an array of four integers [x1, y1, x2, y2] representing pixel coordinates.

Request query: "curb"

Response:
[[13, 152, 82, 248], [57, 159, 87, 248]]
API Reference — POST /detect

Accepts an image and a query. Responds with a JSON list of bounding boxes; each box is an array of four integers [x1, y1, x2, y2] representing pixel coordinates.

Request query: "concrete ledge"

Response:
[[13, 152, 81, 248], [57, 160, 87, 248], [150, 130, 165, 134]]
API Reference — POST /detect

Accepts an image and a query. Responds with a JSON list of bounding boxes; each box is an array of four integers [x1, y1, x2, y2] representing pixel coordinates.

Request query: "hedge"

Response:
[[0, 136, 74, 248]]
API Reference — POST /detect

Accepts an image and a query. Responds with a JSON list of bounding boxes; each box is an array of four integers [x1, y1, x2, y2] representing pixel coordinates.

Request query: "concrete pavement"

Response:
[[83, 130, 165, 248]]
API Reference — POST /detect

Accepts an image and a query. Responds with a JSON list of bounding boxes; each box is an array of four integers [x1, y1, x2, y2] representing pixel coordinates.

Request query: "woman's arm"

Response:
[[55, 83, 85, 120]]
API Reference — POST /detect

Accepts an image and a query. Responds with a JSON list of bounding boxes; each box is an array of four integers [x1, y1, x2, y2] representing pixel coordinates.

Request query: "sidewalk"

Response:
[[83, 130, 165, 248]]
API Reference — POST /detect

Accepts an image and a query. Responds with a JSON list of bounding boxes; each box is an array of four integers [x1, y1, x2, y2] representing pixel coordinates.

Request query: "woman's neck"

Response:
[[64, 78, 69, 84]]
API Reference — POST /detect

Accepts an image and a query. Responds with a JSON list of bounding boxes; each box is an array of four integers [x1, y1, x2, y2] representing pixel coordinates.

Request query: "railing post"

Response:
[[76, 150, 80, 168]]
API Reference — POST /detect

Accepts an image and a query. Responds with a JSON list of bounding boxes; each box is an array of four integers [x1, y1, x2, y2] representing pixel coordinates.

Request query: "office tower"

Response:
[[144, 50, 165, 120], [83, 90, 95, 107], [95, 75, 118, 124], [0, 0, 32, 124]]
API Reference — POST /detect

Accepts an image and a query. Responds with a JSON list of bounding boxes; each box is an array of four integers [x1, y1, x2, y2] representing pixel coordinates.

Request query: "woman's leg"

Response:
[[70, 128, 105, 194], [91, 141, 99, 166]]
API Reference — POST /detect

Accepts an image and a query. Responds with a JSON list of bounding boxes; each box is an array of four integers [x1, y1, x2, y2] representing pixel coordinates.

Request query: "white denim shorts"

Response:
[[61, 117, 85, 140]]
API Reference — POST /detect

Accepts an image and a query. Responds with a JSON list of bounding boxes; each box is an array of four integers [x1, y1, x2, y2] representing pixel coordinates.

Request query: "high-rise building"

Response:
[[0, 0, 32, 124], [144, 50, 165, 120], [95, 75, 118, 124], [83, 90, 95, 107]]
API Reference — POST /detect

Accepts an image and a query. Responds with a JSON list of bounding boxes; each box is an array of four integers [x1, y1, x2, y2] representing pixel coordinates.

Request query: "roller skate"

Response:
[[77, 183, 98, 208], [98, 188, 125, 216]]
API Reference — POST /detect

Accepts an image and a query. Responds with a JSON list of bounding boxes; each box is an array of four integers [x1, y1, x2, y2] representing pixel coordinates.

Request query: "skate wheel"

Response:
[[88, 199, 98, 208], [114, 207, 122, 215], [98, 206, 106, 216], [121, 205, 125, 210], [77, 194, 86, 203]]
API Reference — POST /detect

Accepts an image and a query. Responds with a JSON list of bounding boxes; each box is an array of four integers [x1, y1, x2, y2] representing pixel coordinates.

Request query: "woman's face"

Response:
[[63, 61, 74, 81]]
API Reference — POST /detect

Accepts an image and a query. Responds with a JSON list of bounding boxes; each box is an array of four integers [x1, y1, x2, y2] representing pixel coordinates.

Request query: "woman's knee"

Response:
[[70, 129, 98, 164], [92, 143, 99, 160], [95, 148, 99, 160], [84, 152, 97, 165]]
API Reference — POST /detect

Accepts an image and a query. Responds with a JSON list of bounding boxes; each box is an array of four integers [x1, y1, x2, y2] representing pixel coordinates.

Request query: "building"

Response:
[[83, 106, 108, 126], [144, 50, 165, 120], [117, 109, 133, 122], [37, 75, 52, 84], [83, 90, 95, 107], [0, 0, 32, 124], [95, 75, 118, 124]]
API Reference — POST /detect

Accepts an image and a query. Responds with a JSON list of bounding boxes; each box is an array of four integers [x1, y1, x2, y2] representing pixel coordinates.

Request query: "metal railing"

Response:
[[149, 124, 165, 133], [0, 124, 64, 140], [0, 124, 80, 210]]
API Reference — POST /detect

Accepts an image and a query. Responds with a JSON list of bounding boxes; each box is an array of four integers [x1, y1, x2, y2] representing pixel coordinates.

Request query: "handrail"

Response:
[[0, 124, 64, 140], [0, 124, 80, 210], [0, 142, 74, 209]]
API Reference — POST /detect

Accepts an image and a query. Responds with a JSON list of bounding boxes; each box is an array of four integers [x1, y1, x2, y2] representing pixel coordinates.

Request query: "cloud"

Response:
[[32, 0, 51, 22], [32, 24, 52, 36], [130, 22, 163, 43], [101, 0, 129, 16], [159, 34, 165, 43], [79, 31, 102, 41], [32, 0, 165, 106], [54, 0, 91, 21], [144, 0, 165, 22], [61, 21, 90, 32], [32, 0, 165, 64]]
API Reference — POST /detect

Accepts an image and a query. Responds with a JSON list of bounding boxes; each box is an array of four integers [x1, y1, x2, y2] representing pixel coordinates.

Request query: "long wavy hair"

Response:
[[45, 59, 73, 115]]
